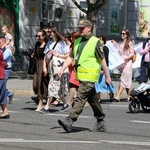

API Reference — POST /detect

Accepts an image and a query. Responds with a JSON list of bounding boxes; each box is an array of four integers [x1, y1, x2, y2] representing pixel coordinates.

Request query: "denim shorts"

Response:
[[0, 79, 7, 104]]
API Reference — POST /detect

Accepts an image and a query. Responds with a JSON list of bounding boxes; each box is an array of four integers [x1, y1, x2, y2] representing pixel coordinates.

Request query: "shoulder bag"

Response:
[[50, 56, 68, 75], [28, 55, 36, 75], [45, 41, 59, 64]]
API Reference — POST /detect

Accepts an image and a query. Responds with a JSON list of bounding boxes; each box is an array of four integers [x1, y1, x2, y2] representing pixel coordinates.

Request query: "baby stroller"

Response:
[[129, 82, 150, 113]]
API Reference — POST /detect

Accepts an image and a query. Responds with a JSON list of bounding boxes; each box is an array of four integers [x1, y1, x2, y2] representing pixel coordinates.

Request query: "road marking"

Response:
[[130, 120, 150, 124], [11, 98, 20, 101], [0, 110, 22, 113], [98, 140, 150, 146], [0, 138, 98, 143], [0, 138, 150, 146], [108, 105, 128, 108], [45, 113, 93, 119]]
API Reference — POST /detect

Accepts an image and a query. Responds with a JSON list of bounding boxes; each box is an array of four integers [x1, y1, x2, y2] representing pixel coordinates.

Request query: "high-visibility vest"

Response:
[[73, 36, 101, 82]]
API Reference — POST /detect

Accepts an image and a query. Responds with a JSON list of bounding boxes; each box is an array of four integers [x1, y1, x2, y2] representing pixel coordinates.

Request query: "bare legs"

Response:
[[115, 86, 124, 100], [43, 96, 67, 110], [35, 99, 43, 112], [60, 96, 68, 107], [0, 104, 9, 116], [44, 96, 53, 110], [97, 92, 114, 103], [114, 86, 130, 101], [66, 87, 76, 106], [125, 88, 130, 101]]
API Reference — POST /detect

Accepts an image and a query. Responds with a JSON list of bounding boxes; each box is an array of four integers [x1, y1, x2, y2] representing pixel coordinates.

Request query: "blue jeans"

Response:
[[5, 69, 13, 97]]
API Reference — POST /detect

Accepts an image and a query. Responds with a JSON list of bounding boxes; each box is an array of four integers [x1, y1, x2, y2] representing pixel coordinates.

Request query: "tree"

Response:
[[71, 0, 108, 34]]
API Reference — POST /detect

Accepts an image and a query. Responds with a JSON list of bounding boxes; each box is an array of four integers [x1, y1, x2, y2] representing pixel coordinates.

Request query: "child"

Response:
[[1, 25, 15, 54]]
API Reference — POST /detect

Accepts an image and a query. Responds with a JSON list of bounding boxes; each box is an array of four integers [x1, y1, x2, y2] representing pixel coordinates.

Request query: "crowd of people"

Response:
[[0, 19, 149, 133]]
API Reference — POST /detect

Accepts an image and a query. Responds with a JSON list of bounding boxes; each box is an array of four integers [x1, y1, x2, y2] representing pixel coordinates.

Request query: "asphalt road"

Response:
[[0, 95, 150, 150]]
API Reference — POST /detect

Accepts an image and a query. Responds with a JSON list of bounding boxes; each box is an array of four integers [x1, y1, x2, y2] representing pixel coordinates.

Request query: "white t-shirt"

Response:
[[44, 40, 68, 55]]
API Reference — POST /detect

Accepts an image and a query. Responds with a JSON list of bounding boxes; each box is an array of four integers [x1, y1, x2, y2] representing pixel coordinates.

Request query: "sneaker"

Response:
[[39, 107, 49, 114], [59, 104, 70, 112], [8, 93, 14, 104], [58, 117, 73, 132], [90, 120, 107, 132]]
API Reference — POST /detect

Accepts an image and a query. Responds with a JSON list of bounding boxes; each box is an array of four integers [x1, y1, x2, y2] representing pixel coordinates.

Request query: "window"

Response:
[[109, 0, 121, 35], [80, 0, 87, 19]]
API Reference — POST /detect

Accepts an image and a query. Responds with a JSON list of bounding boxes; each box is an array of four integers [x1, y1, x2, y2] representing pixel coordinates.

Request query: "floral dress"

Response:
[[117, 42, 134, 88], [44, 40, 69, 98]]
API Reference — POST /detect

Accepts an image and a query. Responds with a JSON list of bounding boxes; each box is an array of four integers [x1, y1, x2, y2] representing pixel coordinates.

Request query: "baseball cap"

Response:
[[78, 19, 92, 28]]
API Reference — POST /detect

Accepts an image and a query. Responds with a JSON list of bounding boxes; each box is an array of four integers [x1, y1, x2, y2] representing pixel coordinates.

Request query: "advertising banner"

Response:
[[138, 0, 150, 37]]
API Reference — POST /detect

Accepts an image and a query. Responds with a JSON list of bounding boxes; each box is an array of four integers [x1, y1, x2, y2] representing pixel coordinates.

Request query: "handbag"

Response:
[[45, 41, 59, 64], [132, 50, 136, 63], [49, 56, 68, 75], [28, 56, 36, 75]]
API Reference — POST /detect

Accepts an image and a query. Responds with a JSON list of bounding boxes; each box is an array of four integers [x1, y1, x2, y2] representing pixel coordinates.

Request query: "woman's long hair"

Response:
[[49, 26, 65, 41], [122, 29, 131, 50]]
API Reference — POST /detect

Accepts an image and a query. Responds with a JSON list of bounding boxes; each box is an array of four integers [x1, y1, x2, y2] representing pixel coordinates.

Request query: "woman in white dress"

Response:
[[40, 26, 70, 113]]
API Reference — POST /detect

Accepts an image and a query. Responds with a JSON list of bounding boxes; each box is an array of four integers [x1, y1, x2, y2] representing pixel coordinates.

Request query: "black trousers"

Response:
[[139, 61, 150, 83]]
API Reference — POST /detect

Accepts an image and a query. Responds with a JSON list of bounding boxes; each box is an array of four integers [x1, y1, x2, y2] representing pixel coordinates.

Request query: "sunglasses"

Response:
[[121, 32, 126, 35], [35, 35, 41, 38]]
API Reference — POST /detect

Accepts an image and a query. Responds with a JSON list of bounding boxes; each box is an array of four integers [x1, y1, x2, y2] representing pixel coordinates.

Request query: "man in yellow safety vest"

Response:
[[58, 19, 111, 132]]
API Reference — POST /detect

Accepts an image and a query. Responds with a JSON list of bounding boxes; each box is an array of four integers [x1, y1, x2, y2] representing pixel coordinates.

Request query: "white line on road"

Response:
[[45, 113, 93, 119], [108, 105, 128, 108], [0, 110, 23, 113], [0, 138, 150, 146], [98, 140, 150, 146], [11, 98, 20, 101], [0, 138, 98, 143], [130, 120, 150, 124]]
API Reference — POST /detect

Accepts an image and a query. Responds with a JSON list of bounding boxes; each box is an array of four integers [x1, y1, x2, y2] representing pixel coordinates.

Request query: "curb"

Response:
[[11, 90, 34, 97]]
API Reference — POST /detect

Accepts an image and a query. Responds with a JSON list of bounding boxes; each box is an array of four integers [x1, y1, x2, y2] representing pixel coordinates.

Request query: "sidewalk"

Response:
[[7, 77, 139, 98], [7, 78, 34, 96]]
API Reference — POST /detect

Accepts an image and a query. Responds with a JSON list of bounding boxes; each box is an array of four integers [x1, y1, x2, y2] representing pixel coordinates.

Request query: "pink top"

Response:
[[5, 33, 14, 49], [139, 43, 150, 62]]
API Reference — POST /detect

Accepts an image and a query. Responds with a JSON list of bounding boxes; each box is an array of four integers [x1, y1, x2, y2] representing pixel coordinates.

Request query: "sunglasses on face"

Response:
[[35, 35, 41, 38], [121, 32, 126, 35]]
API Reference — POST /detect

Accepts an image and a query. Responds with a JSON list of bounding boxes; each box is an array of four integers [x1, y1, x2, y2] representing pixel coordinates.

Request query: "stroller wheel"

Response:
[[129, 100, 140, 113], [141, 104, 150, 113]]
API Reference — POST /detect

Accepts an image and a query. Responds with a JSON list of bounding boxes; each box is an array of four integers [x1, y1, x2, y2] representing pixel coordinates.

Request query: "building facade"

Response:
[[0, 0, 149, 71]]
